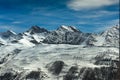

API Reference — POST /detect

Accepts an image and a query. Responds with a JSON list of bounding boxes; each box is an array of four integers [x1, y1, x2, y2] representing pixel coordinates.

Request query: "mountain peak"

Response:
[[2, 30, 17, 36], [6, 30, 17, 35], [26, 25, 48, 34], [0, 30, 16, 39], [58, 25, 81, 32], [102, 25, 119, 36]]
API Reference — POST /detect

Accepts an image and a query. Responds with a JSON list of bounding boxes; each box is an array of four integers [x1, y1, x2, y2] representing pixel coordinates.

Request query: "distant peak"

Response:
[[6, 30, 17, 35], [113, 24, 119, 29], [0, 30, 17, 38], [27, 25, 48, 34], [30, 25, 40, 30], [7, 30, 16, 34], [107, 25, 119, 31], [58, 25, 81, 32], [101, 24, 120, 36]]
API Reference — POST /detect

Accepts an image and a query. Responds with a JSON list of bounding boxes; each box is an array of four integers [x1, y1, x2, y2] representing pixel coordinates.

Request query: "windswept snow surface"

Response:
[[0, 44, 119, 80]]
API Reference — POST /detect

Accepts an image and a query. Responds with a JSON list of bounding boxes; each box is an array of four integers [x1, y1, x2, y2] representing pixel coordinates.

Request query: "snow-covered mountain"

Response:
[[0, 26, 49, 47], [101, 25, 119, 47], [89, 25, 119, 47], [15, 26, 49, 46], [0, 25, 119, 80], [43, 25, 91, 45], [0, 25, 119, 47], [26, 25, 49, 34], [0, 30, 17, 44]]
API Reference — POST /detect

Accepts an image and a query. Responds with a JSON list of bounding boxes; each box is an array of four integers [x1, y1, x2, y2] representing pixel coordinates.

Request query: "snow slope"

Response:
[[0, 44, 119, 80], [88, 25, 119, 47]]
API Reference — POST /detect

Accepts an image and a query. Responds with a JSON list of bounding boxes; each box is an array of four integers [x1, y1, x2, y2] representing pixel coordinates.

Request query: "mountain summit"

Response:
[[0, 30, 17, 39], [57, 25, 81, 32], [26, 26, 48, 34], [101, 25, 119, 47]]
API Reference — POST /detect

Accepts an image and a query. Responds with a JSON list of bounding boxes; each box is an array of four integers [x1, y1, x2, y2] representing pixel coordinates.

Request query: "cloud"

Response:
[[0, 25, 11, 30], [95, 19, 119, 32], [12, 21, 22, 24], [80, 10, 118, 19], [105, 18, 118, 25], [0, 25, 27, 33], [0, 25, 18, 31], [67, 0, 119, 10]]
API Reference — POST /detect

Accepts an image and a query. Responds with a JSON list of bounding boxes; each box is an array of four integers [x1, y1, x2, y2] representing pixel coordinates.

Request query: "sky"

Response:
[[0, 0, 119, 33]]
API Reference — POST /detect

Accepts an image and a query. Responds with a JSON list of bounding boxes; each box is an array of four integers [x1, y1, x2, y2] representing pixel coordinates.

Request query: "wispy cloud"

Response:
[[12, 21, 23, 24], [0, 25, 27, 33], [95, 19, 119, 32], [106, 19, 119, 26], [67, 0, 119, 10], [0, 15, 4, 18], [87, 10, 118, 18]]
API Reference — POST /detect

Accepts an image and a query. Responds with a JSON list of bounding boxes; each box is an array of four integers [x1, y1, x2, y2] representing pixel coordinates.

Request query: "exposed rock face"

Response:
[[102, 25, 119, 47], [0, 69, 17, 80], [0, 72, 17, 80], [13, 26, 49, 45], [43, 25, 91, 45], [43, 25, 119, 47], [0, 70, 47, 80], [81, 66, 118, 80], [26, 26, 49, 34], [48, 61, 64, 75], [25, 71, 47, 80], [0, 30, 17, 38], [63, 66, 78, 80], [94, 50, 119, 67], [63, 65, 119, 80], [0, 30, 17, 43], [26, 71, 40, 79], [0, 66, 118, 80]]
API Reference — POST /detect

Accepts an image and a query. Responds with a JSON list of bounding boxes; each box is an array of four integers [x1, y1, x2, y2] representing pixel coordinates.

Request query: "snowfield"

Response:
[[0, 43, 119, 80]]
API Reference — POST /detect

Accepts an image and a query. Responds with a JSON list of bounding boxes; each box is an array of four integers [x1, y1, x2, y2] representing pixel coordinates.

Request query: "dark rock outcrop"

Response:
[[48, 61, 64, 75], [63, 66, 78, 80], [26, 26, 49, 34]]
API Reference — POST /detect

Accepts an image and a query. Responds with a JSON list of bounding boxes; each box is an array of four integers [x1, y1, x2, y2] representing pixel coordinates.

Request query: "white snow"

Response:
[[8, 30, 17, 35], [93, 36, 105, 46], [18, 39, 35, 47], [60, 25, 77, 32], [0, 43, 119, 80], [0, 25, 119, 80]]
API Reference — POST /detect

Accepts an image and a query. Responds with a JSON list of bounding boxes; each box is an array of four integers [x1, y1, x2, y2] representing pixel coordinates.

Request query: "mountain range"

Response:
[[0, 25, 119, 47], [0, 25, 119, 80]]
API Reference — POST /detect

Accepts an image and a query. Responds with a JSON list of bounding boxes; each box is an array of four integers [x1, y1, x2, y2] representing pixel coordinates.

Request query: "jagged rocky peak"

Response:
[[0, 30, 17, 38], [26, 25, 48, 34], [114, 24, 120, 29], [4, 30, 16, 35], [102, 25, 119, 41], [6, 30, 17, 35], [57, 25, 81, 32], [102, 25, 119, 36], [98, 25, 119, 47]]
